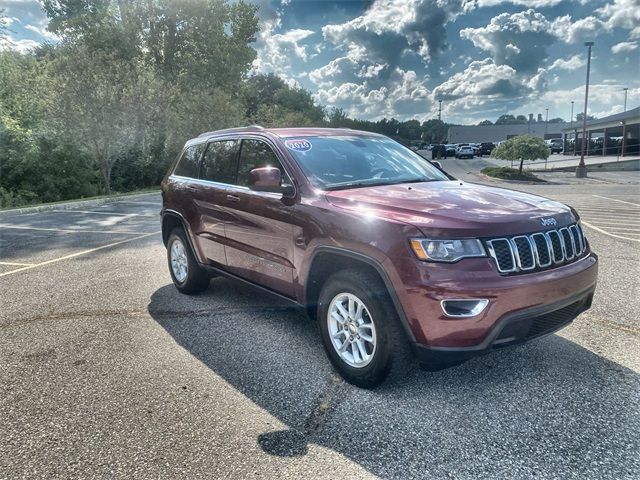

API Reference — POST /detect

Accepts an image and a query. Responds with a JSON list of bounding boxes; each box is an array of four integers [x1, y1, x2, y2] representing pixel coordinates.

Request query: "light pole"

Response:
[[570, 101, 574, 129], [570, 101, 575, 155], [623, 87, 629, 112], [545, 108, 549, 135], [576, 41, 593, 178], [438, 99, 442, 121]]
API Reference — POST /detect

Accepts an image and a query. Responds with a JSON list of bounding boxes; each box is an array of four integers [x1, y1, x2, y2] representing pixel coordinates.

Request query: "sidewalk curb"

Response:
[[0, 191, 160, 217]]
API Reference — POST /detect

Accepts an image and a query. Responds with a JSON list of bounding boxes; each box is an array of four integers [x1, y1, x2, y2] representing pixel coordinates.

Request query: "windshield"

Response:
[[282, 135, 448, 190]]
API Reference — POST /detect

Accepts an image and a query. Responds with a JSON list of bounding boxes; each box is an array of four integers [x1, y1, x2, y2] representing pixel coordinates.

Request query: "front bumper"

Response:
[[413, 286, 594, 367], [383, 252, 598, 349]]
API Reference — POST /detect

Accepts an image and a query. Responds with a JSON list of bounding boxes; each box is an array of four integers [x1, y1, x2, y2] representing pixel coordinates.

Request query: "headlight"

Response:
[[410, 238, 486, 262]]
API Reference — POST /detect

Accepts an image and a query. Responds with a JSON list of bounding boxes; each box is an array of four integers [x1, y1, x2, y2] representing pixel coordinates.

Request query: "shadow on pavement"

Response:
[[148, 279, 639, 479]]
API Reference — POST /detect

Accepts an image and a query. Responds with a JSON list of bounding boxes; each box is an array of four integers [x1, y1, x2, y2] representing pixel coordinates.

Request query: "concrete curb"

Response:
[[0, 191, 160, 217]]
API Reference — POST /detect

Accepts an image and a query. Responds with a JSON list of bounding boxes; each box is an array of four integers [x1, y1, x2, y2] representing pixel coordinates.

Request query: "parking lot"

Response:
[[1, 188, 638, 479]]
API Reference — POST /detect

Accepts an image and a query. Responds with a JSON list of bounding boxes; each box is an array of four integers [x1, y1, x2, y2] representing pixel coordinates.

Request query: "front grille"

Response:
[[486, 223, 586, 274]]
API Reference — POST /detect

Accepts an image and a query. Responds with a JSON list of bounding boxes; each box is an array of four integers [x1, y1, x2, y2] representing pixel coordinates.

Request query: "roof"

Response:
[[562, 106, 640, 132], [197, 126, 384, 139]]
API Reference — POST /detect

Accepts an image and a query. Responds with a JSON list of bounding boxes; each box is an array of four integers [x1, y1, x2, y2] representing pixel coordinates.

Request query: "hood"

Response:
[[325, 180, 576, 238]]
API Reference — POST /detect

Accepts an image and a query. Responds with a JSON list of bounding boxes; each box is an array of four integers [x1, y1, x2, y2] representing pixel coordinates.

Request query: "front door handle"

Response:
[[226, 194, 240, 203]]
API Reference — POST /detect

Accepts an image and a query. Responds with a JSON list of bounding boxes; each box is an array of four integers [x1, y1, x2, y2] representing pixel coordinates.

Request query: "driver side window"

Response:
[[236, 139, 291, 187]]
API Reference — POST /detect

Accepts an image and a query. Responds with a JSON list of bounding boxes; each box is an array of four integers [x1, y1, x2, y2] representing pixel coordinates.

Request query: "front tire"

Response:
[[167, 227, 210, 294], [317, 269, 412, 388]]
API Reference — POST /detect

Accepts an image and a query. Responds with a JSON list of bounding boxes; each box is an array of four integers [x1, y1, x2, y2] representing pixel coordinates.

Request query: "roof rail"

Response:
[[198, 125, 264, 138]]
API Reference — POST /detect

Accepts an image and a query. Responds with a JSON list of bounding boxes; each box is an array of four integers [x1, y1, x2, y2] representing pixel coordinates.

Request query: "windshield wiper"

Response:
[[324, 178, 439, 191]]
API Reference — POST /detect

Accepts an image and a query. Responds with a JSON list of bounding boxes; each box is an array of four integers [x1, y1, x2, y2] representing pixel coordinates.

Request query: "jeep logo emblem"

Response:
[[540, 217, 557, 227]]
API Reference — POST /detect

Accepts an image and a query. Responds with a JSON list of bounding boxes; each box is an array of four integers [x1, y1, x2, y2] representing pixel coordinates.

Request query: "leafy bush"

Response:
[[481, 166, 545, 182]]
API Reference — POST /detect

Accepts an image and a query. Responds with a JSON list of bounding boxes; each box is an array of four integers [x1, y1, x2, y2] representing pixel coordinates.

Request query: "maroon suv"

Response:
[[161, 126, 598, 387]]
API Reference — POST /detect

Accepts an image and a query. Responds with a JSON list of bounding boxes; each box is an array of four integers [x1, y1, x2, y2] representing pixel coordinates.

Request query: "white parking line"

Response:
[[592, 195, 640, 207], [0, 225, 146, 235], [581, 221, 640, 243], [0, 231, 161, 278], [51, 210, 138, 216], [0, 261, 36, 266], [113, 201, 160, 206]]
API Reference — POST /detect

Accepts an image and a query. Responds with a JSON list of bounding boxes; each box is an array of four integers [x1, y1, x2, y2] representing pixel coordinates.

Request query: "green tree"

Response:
[[491, 135, 550, 174], [478, 120, 493, 125], [576, 113, 596, 122]]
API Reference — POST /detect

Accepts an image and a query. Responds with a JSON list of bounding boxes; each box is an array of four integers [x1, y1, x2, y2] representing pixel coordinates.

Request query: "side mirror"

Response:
[[248, 167, 290, 194], [431, 161, 442, 170]]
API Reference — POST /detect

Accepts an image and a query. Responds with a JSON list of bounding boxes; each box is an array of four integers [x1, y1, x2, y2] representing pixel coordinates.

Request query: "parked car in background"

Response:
[[546, 138, 564, 154], [445, 144, 457, 156], [455, 145, 475, 159], [477, 142, 496, 156], [161, 126, 597, 388]]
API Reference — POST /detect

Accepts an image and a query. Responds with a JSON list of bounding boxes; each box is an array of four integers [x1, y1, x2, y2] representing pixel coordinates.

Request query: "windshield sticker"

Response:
[[285, 139, 312, 152]]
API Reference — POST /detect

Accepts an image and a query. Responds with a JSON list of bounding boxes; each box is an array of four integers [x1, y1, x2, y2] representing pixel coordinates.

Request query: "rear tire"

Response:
[[317, 269, 412, 388], [167, 227, 210, 294]]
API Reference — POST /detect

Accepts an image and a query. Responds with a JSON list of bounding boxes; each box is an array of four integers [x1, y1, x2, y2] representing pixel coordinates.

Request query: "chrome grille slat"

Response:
[[560, 227, 575, 260], [487, 223, 585, 274]]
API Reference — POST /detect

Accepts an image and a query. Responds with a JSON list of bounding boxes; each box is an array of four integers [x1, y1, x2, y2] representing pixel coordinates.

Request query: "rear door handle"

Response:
[[226, 194, 240, 203]]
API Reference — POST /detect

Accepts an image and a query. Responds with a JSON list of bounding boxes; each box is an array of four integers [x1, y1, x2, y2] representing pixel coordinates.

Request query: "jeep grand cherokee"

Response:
[[161, 126, 598, 388]]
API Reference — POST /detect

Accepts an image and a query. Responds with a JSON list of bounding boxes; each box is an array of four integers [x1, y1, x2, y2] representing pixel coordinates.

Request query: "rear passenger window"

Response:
[[237, 139, 291, 187], [174, 144, 205, 178], [201, 140, 237, 184]]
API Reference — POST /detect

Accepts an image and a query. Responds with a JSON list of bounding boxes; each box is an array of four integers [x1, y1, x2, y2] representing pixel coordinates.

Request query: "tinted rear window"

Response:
[[201, 140, 237, 184], [174, 144, 205, 178]]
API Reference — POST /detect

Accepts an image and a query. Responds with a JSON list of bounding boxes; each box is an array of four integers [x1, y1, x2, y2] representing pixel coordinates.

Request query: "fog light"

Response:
[[441, 299, 489, 318]]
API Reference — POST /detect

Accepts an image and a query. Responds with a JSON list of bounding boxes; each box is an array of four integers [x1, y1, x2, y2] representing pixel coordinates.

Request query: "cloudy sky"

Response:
[[2, 0, 639, 124]]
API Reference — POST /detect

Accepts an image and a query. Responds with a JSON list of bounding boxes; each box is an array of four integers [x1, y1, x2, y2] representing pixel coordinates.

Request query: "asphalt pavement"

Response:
[[1, 184, 639, 479]]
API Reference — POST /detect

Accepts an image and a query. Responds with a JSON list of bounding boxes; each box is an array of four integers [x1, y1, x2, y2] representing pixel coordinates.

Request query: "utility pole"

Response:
[[576, 41, 593, 178], [570, 101, 574, 130], [545, 108, 549, 135], [437, 99, 442, 122], [623, 87, 629, 112]]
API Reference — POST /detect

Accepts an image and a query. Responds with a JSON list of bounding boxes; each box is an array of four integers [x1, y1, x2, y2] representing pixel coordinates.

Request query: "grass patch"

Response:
[[481, 166, 545, 182], [0, 187, 159, 212]]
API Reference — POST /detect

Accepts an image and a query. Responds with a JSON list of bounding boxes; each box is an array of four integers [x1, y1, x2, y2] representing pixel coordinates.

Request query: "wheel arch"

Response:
[[161, 210, 203, 263], [304, 247, 416, 343]]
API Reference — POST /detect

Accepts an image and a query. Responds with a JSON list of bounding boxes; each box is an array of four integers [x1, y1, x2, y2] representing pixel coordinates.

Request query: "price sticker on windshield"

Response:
[[285, 139, 312, 152]]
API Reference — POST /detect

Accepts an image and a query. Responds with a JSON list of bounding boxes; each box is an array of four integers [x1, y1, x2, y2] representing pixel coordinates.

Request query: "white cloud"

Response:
[[473, 0, 563, 6], [460, 9, 556, 73], [0, 35, 39, 53], [611, 41, 638, 54], [432, 58, 523, 102], [24, 23, 58, 41], [253, 21, 314, 73], [322, 0, 470, 62], [314, 67, 431, 120], [551, 0, 640, 43], [549, 54, 586, 71]]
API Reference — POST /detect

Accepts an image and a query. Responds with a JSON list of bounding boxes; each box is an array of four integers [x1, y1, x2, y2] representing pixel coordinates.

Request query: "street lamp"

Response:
[[545, 107, 549, 135], [570, 100, 575, 155], [623, 87, 629, 112], [570, 101, 574, 129], [576, 41, 594, 178]]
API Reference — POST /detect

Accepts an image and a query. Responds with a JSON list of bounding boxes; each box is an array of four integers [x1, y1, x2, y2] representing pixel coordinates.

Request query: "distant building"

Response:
[[561, 106, 639, 156], [448, 122, 570, 143]]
